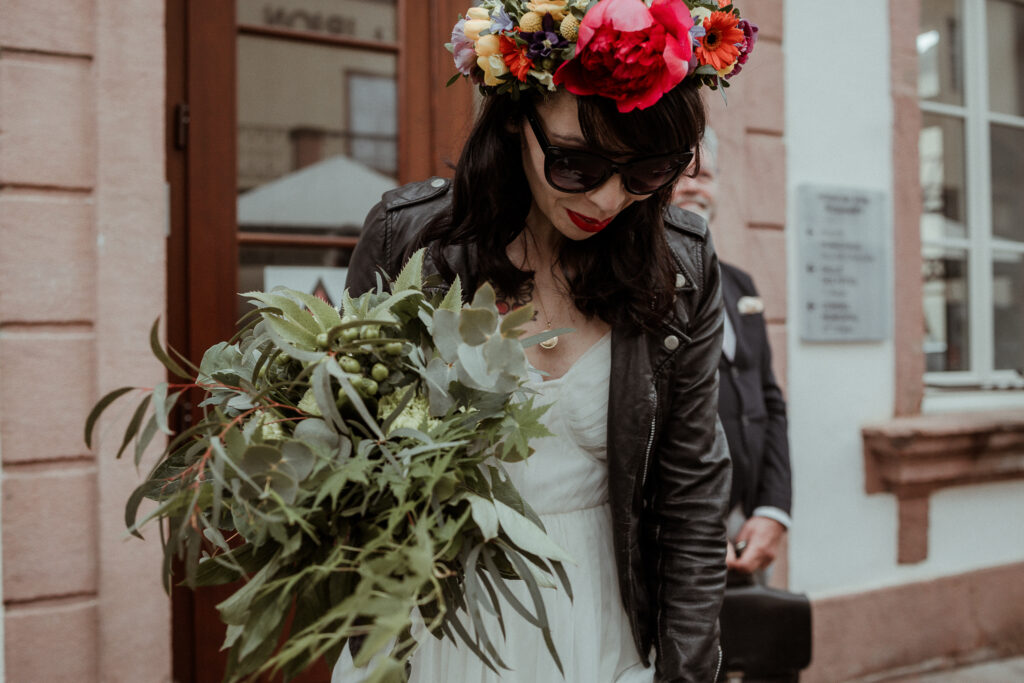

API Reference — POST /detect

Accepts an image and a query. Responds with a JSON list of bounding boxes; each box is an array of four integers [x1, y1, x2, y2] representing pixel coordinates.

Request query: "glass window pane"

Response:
[[237, 0, 396, 42], [919, 0, 965, 105], [990, 123, 1024, 242], [923, 246, 970, 372], [238, 244, 355, 320], [993, 252, 1024, 370], [920, 113, 968, 241], [987, 0, 1024, 116]]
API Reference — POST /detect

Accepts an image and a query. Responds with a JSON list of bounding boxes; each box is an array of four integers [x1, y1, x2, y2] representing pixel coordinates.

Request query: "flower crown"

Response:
[[447, 0, 757, 113]]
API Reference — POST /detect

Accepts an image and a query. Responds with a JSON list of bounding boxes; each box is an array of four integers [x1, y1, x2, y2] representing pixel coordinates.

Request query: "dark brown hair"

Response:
[[415, 82, 706, 330]]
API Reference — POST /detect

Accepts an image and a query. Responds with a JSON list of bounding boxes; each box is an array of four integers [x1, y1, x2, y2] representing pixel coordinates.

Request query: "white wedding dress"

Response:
[[334, 332, 653, 682]]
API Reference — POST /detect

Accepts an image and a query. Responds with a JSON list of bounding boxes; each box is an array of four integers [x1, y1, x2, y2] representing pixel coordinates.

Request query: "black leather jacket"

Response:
[[346, 178, 731, 682]]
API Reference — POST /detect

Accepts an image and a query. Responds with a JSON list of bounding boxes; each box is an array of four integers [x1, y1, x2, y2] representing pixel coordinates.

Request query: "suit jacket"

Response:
[[718, 262, 792, 517]]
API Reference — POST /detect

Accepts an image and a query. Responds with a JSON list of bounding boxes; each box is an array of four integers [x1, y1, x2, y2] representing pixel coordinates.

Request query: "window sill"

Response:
[[862, 408, 1024, 564]]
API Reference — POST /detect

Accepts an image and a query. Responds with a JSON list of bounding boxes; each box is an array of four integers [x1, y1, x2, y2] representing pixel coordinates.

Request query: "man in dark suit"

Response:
[[673, 131, 792, 577]]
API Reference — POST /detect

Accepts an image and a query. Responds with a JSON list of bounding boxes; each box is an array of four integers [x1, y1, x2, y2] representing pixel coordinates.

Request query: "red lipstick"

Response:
[[567, 209, 613, 233]]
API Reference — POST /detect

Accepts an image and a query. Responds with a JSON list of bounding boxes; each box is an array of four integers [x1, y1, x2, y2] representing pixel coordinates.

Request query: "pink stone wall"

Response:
[[0, 0, 171, 680], [705, 0, 788, 389]]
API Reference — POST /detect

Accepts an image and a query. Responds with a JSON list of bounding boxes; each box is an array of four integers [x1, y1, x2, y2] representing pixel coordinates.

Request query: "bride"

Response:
[[337, 0, 756, 679]]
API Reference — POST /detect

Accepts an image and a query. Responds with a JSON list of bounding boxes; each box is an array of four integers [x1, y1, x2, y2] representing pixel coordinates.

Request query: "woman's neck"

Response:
[[512, 203, 562, 273]]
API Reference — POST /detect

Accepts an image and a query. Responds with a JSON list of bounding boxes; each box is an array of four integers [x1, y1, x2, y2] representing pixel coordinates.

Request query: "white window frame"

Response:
[[920, 0, 1024, 391]]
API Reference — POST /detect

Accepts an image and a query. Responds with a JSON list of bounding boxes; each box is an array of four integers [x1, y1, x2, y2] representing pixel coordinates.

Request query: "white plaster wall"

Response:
[[785, 0, 1024, 597]]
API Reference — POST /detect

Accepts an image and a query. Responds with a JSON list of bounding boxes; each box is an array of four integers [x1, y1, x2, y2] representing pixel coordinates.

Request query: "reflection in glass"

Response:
[[237, 0, 397, 42], [993, 252, 1024, 371], [923, 247, 970, 372], [920, 113, 967, 241], [987, 0, 1024, 117], [238, 244, 354, 321], [919, 0, 964, 105], [990, 123, 1024, 243]]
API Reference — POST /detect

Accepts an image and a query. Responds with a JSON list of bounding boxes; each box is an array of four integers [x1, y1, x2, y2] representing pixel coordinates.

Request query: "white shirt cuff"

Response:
[[751, 506, 792, 530]]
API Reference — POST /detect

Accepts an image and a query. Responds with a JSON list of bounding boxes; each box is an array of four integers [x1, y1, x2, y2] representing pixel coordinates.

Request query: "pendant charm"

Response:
[[539, 335, 559, 350]]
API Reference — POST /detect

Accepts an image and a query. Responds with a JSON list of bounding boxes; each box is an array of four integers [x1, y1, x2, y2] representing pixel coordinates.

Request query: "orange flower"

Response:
[[500, 35, 533, 82], [696, 11, 743, 71]]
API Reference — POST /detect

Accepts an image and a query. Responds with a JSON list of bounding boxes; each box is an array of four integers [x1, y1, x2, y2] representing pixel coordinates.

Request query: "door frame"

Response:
[[165, 0, 473, 678]]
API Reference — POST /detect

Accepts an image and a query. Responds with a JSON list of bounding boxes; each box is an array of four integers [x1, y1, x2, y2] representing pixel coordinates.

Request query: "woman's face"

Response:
[[520, 93, 652, 241]]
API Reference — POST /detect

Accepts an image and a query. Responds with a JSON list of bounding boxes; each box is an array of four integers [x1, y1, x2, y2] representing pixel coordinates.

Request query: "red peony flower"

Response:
[[500, 35, 534, 82], [696, 11, 744, 72], [552, 0, 694, 113]]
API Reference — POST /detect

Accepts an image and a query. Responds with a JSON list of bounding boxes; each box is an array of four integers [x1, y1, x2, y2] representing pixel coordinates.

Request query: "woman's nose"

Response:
[[585, 174, 632, 213]]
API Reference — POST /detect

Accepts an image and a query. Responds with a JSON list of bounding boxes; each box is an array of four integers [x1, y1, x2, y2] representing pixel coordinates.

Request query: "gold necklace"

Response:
[[532, 285, 559, 350]]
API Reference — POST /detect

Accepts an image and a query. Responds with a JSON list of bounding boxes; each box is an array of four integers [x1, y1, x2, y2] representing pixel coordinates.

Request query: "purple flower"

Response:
[[736, 19, 758, 64], [450, 18, 477, 76], [492, 6, 514, 33], [726, 19, 757, 78], [521, 14, 567, 60]]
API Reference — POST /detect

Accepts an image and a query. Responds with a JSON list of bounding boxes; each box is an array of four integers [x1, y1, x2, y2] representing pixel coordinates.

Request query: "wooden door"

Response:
[[166, 0, 473, 679]]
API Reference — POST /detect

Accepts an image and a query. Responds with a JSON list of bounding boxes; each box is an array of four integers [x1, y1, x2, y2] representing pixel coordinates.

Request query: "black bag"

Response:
[[718, 579, 813, 680]]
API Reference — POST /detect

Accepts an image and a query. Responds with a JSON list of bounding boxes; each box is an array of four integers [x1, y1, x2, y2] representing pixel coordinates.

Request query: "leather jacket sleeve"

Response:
[[754, 287, 792, 514], [651, 238, 731, 682], [346, 200, 391, 297]]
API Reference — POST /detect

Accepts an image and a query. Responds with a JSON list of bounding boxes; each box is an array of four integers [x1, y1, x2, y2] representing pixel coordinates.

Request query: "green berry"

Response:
[[339, 356, 361, 374], [315, 332, 329, 347], [360, 378, 379, 396], [341, 327, 360, 341], [384, 342, 404, 355], [371, 363, 390, 382], [359, 325, 381, 340]]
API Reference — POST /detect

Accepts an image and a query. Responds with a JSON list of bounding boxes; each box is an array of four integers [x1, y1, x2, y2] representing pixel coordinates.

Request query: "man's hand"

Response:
[[727, 516, 786, 573]]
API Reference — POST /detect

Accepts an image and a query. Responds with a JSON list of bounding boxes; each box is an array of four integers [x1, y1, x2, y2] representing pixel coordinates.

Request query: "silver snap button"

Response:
[[675, 273, 686, 288], [664, 335, 680, 350], [430, 178, 445, 188]]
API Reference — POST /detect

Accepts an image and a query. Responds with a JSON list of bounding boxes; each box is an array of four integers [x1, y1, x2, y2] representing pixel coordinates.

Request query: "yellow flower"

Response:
[[475, 33, 501, 57], [717, 61, 737, 78], [463, 6, 492, 41], [478, 54, 509, 86], [527, 1, 568, 20]]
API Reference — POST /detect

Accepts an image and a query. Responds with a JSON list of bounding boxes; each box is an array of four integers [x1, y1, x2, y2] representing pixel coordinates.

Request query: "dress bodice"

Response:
[[505, 333, 612, 515]]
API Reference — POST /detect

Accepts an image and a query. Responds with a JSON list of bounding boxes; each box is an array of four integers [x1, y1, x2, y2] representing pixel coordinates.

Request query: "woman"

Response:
[[342, 1, 754, 680]]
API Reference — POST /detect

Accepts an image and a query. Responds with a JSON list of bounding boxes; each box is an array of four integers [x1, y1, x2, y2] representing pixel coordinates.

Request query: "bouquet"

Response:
[[86, 250, 573, 682]]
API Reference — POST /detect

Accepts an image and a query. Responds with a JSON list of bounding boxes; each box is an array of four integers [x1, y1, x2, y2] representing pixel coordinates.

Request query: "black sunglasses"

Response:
[[524, 108, 694, 196]]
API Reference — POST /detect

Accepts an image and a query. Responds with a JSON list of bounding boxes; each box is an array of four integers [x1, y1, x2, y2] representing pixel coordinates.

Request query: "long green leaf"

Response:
[[116, 394, 152, 459], [499, 542, 563, 676], [84, 386, 135, 449], [149, 317, 193, 379], [134, 414, 160, 468]]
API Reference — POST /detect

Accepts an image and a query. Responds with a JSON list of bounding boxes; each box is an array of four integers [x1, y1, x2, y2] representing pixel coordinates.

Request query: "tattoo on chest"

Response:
[[495, 284, 538, 318]]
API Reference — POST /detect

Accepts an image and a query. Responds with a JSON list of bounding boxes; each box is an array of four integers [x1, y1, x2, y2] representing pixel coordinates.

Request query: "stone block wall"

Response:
[[0, 0, 171, 680], [705, 0, 788, 396]]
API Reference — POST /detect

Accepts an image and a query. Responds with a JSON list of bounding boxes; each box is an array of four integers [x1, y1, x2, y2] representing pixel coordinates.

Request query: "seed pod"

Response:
[[360, 378, 379, 396], [371, 363, 390, 382], [519, 11, 543, 32], [339, 356, 361, 374], [560, 14, 579, 41]]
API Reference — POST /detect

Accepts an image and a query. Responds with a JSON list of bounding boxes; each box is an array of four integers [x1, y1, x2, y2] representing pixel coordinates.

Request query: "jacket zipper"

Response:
[[640, 391, 658, 489]]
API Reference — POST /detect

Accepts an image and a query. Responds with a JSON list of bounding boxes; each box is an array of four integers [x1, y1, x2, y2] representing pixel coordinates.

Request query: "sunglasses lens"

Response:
[[622, 156, 689, 194], [547, 153, 610, 192]]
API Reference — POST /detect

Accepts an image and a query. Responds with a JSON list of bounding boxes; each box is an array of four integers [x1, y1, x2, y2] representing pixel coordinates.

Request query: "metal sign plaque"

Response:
[[797, 186, 889, 342]]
